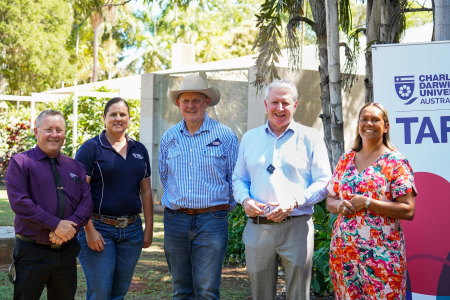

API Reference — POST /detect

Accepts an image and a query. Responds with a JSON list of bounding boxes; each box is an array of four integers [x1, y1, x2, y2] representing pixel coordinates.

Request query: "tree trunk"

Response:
[[364, 0, 377, 104], [435, 0, 450, 41], [326, 0, 344, 168], [317, 32, 333, 169], [364, 0, 403, 103], [91, 12, 103, 83], [309, 0, 333, 168]]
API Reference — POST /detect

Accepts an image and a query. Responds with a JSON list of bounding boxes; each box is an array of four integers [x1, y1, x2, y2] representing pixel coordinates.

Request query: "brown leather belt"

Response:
[[250, 215, 301, 225], [92, 213, 139, 228], [16, 234, 63, 249], [176, 204, 230, 215]]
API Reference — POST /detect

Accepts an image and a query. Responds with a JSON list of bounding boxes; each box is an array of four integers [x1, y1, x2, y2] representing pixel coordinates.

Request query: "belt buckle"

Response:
[[115, 217, 129, 228]]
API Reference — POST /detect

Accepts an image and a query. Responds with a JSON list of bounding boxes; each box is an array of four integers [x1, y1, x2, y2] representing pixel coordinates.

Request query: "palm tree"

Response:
[[73, 0, 104, 82], [73, 0, 132, 82]]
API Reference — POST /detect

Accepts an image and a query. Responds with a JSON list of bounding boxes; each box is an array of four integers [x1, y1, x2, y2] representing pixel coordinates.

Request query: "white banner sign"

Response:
[[373, 41, 450, 300]]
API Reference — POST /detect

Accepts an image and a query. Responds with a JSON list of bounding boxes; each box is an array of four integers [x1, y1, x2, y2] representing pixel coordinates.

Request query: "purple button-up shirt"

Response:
[[5, 146, 93, 244]]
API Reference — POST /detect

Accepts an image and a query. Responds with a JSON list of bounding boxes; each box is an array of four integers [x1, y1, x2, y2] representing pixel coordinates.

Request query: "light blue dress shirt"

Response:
[[232, 120, 332, 216], [159, 113, 239, 210]]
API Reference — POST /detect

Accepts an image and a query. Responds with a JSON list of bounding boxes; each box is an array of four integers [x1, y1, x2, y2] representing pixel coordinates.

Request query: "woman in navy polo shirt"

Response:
[[75, 97, 153, 300]]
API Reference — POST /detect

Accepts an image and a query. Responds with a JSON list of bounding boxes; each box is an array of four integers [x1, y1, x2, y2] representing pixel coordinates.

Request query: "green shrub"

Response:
[[224, 201, 337, 296], [0, 87, 140, 175], [0, 106, 36, 177], [225, 204, 247, 265], [48, 87, 140, 157], [312, 201, 337, 294]]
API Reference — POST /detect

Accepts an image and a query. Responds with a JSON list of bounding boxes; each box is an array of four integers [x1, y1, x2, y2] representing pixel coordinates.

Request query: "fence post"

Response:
[[30, 96, 36, 131], [140, 73, 159, 204]]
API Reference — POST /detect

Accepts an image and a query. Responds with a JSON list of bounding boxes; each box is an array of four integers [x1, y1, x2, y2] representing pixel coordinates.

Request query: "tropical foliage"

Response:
[[0, 88, 140, 177], [0, 0, 74, 95], [128, 0, 262, 73], [0, 105, 35, 177]]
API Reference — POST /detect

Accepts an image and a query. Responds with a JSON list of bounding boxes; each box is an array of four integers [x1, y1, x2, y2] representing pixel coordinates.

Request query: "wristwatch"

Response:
[[365, 197, 371, 209]]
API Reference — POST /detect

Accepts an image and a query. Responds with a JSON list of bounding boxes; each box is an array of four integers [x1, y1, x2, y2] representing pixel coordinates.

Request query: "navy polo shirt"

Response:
[[75, 130, 151, 216]]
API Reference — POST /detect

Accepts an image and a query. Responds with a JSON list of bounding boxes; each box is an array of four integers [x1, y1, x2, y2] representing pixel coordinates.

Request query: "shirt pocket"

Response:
[[202, 145, 227, 174]]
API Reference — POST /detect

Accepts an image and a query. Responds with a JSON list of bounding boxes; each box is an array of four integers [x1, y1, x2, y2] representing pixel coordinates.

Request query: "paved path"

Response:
[[0, 226, 14, 238]]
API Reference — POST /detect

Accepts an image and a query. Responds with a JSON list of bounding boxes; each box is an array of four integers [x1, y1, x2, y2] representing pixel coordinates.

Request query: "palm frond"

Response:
[[285, 15, 316, 75], [251, 0, 288, 91], [339, 42, 358, 93]]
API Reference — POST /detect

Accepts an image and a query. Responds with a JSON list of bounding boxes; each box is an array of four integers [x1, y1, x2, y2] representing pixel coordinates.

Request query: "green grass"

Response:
[[0, 190, 14, 226], [0, 212, 251, 299]]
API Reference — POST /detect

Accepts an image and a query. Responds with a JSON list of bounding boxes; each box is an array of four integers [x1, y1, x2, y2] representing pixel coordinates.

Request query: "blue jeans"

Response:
[[164, 208, 229, 300], [78, 216, 143, 300]]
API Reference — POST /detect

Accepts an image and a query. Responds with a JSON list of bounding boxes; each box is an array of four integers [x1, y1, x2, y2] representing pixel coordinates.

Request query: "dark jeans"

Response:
[[12, 238, 80, 300]]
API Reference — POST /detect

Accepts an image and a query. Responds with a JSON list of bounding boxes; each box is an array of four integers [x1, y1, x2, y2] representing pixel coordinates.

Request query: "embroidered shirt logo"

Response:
[[133, 153, 144, 159], [70, 173, 81, 184]]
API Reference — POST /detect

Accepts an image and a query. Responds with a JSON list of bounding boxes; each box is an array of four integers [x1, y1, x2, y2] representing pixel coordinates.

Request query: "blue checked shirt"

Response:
[[159, 113, 239, 210], [232, 121, 332, 216]]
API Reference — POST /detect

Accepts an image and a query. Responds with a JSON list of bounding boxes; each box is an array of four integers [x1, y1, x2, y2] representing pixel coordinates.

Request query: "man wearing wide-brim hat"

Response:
[[159, 73, 239, 299]]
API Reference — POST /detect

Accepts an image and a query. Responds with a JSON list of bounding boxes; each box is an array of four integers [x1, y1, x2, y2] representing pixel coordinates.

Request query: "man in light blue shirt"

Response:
[[233, 79, 331, 300], [159, 74, 239, 299]]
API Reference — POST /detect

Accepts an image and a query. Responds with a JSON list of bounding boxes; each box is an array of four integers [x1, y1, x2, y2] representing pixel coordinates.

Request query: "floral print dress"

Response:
[[327, 150, 417, 300]]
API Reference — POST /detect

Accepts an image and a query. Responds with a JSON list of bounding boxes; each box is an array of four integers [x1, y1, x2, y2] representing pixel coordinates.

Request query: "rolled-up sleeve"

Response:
[[6, 156, 60, 231]]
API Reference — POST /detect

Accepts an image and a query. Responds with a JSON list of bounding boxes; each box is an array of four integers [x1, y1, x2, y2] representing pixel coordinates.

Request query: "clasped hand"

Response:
[[49, 220, 77, 244], [338, 194, 368, 216], [243, 198, 297, 222]]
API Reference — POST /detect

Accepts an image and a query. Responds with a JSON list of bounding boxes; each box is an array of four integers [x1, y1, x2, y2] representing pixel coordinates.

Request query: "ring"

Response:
[[342, 206, 347, 213]]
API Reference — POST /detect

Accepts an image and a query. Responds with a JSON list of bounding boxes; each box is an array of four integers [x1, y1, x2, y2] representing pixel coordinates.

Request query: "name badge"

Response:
[[207, 138, 222, 147], [266, 164, 276, 174]]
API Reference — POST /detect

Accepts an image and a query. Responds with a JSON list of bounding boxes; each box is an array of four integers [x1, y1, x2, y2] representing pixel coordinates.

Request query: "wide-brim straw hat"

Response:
[[167, 73, 220, 107]]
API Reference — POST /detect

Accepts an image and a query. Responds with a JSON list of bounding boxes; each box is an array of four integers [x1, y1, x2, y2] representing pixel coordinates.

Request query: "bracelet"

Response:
[[365, 197, 371, 208]]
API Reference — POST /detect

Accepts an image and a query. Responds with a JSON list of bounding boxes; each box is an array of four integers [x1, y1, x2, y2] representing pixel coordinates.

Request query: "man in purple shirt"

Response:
[[6, 109, 93, 300]]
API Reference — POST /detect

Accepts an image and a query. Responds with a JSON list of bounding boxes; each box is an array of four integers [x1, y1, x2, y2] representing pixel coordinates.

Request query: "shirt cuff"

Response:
[[295, 193, 306, 207], [236, 192, 251, 205], [45, 215, 61, 231]]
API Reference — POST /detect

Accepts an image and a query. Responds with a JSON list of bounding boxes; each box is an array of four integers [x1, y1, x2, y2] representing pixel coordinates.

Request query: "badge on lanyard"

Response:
[[266, 164, 276, 174]]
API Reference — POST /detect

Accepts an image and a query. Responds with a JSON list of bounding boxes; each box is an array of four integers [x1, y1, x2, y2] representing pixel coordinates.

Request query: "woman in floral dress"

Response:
[[326, 103, 417, 300]]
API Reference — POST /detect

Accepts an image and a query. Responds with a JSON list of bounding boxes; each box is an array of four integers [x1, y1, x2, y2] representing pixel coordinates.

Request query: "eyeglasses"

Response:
[[262, 204, 271, 214]]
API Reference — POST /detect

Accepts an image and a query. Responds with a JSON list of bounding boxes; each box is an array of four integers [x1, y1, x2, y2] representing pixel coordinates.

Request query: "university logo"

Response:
[[133, 153, 144, 159], [394, 75, 418, 105]]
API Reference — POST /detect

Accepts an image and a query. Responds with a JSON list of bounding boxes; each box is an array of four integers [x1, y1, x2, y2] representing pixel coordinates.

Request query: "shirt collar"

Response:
[[264, 119, 297, 137], [179, 112, 212, 136], [34, 145, 63, 165], [99, 130, 135, 149]]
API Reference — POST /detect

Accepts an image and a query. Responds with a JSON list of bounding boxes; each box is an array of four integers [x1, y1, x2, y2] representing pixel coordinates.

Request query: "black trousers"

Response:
[[12, 238, 80, 300]]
